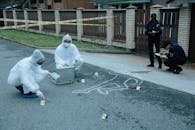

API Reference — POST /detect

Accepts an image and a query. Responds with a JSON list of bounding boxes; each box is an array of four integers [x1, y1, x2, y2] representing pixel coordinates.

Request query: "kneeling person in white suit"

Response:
[[7, 49, 51, 98], [54, 34, 83, 77]]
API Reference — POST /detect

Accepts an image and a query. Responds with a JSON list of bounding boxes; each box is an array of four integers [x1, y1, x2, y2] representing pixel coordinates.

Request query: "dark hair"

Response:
[[161, 40, 171, 48], [151, 13, 156, 18]]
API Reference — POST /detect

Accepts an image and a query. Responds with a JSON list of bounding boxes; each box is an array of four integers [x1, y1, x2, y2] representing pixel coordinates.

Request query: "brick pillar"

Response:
[[3, 10, 7, 27], [106, 7, 114, 46], [55, 10, 60, 36], [24, 9, 29, 30], [126, 5, 137, 49], [177, 8, 191, 56], [13, 9, 17, 28], [38, 10, 43, 32], [76, 8, 84, 41]]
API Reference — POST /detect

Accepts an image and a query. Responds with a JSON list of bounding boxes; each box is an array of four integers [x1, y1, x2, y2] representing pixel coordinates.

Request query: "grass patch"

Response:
[[0, 29, 61, 47], [0, 29, 126, 51]]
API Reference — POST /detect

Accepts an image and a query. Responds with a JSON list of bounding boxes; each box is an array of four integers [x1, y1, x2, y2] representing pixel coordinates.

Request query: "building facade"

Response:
[[30, 0, 95, 9], [92, 0, 150, 9], [91, 0, 194, 9]]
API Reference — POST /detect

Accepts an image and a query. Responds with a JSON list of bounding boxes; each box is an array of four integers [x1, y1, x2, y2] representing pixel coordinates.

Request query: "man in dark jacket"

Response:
[[146, 13, 162, 69], [161, 41, 187, 74]]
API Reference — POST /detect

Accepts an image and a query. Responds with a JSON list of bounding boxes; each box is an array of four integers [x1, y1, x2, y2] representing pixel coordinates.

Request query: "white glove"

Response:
[[56, 64, 64, 69], [45, 70, 51, 77], [160, 55, 168, 59], [36, 90, 45, 100], [70, 60, 76, 66]]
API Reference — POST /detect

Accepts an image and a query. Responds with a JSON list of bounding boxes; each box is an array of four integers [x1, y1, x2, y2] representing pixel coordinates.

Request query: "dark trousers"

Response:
[[15, 85, 35, 95], [164, 59, 184, 70], [16, 85, 24, 94], [148, 38, 162, 66]]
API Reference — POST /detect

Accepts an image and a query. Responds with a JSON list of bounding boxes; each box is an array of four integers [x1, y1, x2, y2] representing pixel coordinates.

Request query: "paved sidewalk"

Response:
[[42, 49, 195, 96]]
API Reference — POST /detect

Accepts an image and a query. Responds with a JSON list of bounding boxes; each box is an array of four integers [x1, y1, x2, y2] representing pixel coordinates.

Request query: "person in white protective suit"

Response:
[[54, 34, 83, 77], [7, 49, 51, 98]]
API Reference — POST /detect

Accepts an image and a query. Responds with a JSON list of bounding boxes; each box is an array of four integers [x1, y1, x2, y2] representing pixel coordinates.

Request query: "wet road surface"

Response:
[[0, 39, 195, 130]]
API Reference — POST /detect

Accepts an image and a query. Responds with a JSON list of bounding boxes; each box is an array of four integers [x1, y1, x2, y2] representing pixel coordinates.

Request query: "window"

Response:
[[39, 0, 44, 3], [54, 0, 61, 3], [48, 5, 51, 9], [31, 0, 36, 4]]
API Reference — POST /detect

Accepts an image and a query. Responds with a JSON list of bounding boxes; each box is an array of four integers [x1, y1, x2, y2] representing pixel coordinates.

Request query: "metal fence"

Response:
[[160, 9, 179, 42], [113, 10, 126, 42], [42, 10, 55, 33], [2, 8, 181, 53], [60, 10, 77, 35], [27, 10, 39, 30], [16, 10, 24, 26], [5, 10, 14, 26], [135, 9, 150, 52], [82, 10, 106, 39]]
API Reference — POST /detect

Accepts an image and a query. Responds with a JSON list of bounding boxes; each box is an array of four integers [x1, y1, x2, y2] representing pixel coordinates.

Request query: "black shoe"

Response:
[[166, 68, 174, 72], [16, 85, 24, 93], [23, 92, 38, 98], [158, 64, 162, 69], [173, 67, 182, 74], [147, 64, 154, 67]]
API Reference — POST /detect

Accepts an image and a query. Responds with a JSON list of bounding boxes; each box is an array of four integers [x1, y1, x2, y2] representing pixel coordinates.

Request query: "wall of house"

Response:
[[31, 0, 95, 9], [53, 3, 64, 9], [177, 8, 191, 56], [151, 0, 189, 7], [66, 0, 94, 9], [151, 0, 166, 6]]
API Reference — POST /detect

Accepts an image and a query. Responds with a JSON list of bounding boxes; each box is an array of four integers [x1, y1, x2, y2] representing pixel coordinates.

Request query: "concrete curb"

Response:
[[0, 37, 132, 54], [79, 48, 132, 54]]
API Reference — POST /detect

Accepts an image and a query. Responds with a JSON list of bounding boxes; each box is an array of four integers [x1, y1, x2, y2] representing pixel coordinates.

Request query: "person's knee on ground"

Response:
[[164, 60, 182, 74], [15, 85, 38, 98]]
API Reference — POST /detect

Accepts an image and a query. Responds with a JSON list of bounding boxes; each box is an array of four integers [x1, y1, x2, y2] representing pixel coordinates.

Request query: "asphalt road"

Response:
[[0, 39, 195, 130]]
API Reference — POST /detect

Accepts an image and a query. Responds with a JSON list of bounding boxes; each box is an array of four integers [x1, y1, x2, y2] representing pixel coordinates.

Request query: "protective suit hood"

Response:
[[62, 34, 72, 43], [30, 49, 45, 64], [62, 34, 72, 48]]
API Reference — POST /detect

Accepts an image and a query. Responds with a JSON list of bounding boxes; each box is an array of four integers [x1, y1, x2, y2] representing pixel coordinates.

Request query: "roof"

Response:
[[188, 0, 195, 3], [92, 0, 150, 5], [0, 0, 24, 9]]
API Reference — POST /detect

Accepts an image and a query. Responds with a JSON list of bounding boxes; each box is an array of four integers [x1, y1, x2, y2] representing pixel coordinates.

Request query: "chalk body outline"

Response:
[[72, 73, 143, 95]]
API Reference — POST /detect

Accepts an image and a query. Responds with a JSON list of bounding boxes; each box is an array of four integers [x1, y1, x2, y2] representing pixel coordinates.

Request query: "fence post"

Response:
[[55, 10, 60, 36], [150, 4, 163, 21], [38, 9, 43, 32], [126, 5, 137, 49], [24, 9, 29, 30], [13, 9, 17, 28], [3, 10, 7, 27], [76, 8, 83, 41], [106, 7, 114, 46], [177, 7, 191, 56]]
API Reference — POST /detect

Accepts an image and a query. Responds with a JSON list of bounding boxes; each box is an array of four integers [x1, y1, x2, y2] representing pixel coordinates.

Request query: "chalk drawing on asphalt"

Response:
[[72, 73, 143, 95]]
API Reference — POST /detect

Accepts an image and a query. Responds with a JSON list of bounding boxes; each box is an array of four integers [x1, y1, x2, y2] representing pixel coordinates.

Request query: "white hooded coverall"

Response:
[[54, 34, 83, 70], [7, 49, 48, 94]]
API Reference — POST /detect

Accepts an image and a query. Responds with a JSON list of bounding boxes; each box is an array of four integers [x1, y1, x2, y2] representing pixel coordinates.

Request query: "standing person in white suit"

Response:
[[7, 49, 51, 98], [54, 34, 83, 77]]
